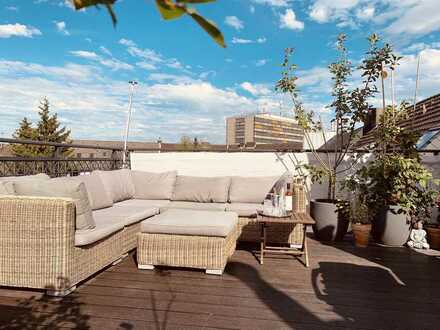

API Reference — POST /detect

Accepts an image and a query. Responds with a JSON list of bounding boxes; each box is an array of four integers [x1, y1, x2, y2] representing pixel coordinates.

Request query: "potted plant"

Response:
[[425, 198, 440, 250], [349, 105, 438, 246], [275, 34, 397, 241], [338, 190, 372, 247]]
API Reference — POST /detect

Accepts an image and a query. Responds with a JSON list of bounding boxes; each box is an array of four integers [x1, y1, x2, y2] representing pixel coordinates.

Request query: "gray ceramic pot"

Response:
[[373, 205, 411, 246], [310, 199, 349, 241]]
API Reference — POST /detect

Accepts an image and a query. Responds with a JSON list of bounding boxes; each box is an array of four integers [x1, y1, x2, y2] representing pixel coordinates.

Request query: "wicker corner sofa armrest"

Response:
[[0, 196, 76, 291]]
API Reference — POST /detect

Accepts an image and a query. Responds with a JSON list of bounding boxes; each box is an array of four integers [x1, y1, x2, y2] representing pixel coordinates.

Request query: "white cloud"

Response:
[[70, 50, 133, 71], [224, 16, 244, 30], [240, 82, 272, 96], [232, 36, 267, 44], [279, 9, 304, 31], [384, 0, 440, 37], [136, 61, 157, 71], [250, 5, 256, 13], [6, 6, 19, 11], [70, 50, 99, 60], [251, 0, 291, 7], [356, 6, 375, 21], [307, 0, 440, 40], [147, 73, 197, 84], [54, 21, 70, 35], [0, 23, 41, 38], [232, 37, 253, 44], [256, 59, 268, 67], [119, 38, 187, 72], [0, 59, 284, 142], [99, 46, 112, 56]]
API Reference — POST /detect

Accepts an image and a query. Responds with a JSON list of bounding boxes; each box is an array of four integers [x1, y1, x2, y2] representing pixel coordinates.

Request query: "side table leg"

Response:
[[260, 222, 265, 265], [303, 225, 310, 268]]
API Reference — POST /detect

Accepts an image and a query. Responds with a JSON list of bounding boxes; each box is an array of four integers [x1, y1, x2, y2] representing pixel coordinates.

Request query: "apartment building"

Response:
[[226, 113, 303, 146]]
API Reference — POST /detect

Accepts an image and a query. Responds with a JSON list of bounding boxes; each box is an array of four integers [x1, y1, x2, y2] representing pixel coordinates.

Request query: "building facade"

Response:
[[226, 113, 303, 146]]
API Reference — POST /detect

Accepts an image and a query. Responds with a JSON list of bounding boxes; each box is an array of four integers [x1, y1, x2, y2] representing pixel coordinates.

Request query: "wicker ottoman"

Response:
[[137, 209, 239, 275]]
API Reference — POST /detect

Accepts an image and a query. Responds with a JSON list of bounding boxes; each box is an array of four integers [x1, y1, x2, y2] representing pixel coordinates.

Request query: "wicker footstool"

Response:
[[137, 209, 239, 275]]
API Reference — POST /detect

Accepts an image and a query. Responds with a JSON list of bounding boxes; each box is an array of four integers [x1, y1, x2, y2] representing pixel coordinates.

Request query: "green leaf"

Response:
[[187, 9, 226, 48], [156, 0, 185, 20], [177, 0, 216, 3], [72, 0, 115, 10]]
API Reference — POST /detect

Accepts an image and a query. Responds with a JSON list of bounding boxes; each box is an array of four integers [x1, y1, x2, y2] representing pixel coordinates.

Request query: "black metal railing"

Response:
[[0, 138, 126, 177]]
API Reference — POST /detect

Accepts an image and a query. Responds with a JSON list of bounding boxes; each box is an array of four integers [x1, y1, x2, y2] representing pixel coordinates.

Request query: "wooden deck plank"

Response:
[[0, 236, 439, 329]]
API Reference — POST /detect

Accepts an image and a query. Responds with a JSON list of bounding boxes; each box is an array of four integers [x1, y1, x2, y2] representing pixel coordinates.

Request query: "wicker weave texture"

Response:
[[0, 197, 75, 290], [293, 183, 307, 213], [0, 197, 127, 291], [238, 218, 303, 245], [121, 222, 141, 252], [137, 227, 237, 271]]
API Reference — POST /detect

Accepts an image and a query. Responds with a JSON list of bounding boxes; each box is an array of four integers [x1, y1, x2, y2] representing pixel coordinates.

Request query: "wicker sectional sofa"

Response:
[[0, 170, 306, 296]]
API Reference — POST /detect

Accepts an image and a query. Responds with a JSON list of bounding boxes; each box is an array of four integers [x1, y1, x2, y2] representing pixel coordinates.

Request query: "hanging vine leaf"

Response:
[[69, 0, 225, 47]]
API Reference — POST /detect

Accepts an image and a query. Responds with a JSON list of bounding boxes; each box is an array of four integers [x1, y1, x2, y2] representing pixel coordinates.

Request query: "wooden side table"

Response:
[[256, 211, 316, 267]]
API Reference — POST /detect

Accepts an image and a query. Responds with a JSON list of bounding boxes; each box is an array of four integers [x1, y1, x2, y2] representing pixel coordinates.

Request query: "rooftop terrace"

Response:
[[1, 235, 439, 330]]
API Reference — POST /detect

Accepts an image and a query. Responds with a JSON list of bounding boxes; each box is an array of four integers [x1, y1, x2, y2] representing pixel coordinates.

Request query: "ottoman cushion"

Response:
[[140, 209, 238, 237]]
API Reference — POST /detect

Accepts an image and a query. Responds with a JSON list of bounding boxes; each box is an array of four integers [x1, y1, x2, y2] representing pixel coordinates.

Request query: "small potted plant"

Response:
[[339, 179, 372, 247]]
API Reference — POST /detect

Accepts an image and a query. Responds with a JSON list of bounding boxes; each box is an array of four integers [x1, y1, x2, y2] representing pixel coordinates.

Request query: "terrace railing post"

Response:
[[111, 149, 119, 170]]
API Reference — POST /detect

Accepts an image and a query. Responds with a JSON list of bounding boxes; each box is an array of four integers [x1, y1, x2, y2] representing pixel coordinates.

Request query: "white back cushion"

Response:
[[94, 169, 135, 203], [131, 170, 177, 200], [14, 179, 95, 231], [70, 173, 113, 210], [229, 176, 279, 203], [171, 176, 231, 203]]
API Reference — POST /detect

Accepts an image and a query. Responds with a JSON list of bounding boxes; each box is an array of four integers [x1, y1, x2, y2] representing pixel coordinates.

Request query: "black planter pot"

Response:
[[310, 199, 349, 241], [372, 206, 411, 246]]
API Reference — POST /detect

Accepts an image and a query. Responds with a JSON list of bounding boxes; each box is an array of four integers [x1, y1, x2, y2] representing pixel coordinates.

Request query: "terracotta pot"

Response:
[[352, 223, 372, 247], [426, 226, 440, 250]]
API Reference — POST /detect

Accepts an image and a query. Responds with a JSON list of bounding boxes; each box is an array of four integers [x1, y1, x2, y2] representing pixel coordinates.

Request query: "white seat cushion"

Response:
[[75, 216, 125, 246], [120, 199, 171, 209], [226, 203, 263, 217], [94, 200, 159, 227], [160, 201, 226, 212], [140, 209, 238, 237]]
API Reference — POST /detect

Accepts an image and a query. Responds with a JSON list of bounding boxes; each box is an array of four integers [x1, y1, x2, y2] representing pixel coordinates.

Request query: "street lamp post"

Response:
[[122, 80, 138, 168]]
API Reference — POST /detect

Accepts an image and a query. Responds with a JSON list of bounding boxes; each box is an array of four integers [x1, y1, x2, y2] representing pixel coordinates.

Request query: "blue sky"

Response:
[[1, 0, 440, 143]]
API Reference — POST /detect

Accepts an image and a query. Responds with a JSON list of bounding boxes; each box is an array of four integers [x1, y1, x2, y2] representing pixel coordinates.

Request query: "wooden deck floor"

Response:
[[0, 235, 439, 330]]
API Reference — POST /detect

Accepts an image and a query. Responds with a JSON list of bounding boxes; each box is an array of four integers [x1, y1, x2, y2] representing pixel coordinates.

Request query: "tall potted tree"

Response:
[[276, 34, 397, 241], [347, 104, 438, 246]]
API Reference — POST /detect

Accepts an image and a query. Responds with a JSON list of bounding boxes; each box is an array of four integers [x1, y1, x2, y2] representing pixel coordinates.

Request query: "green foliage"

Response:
[[12, 98, 73, 158], [71, 0, 225, 48], [276, 33, 399, 201], [343, 105, 438, 222]]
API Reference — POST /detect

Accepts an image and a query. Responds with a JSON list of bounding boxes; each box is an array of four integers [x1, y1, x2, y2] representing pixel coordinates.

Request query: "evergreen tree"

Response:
[[11, 117, 39, 157], [12, 98, 73, 157]]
